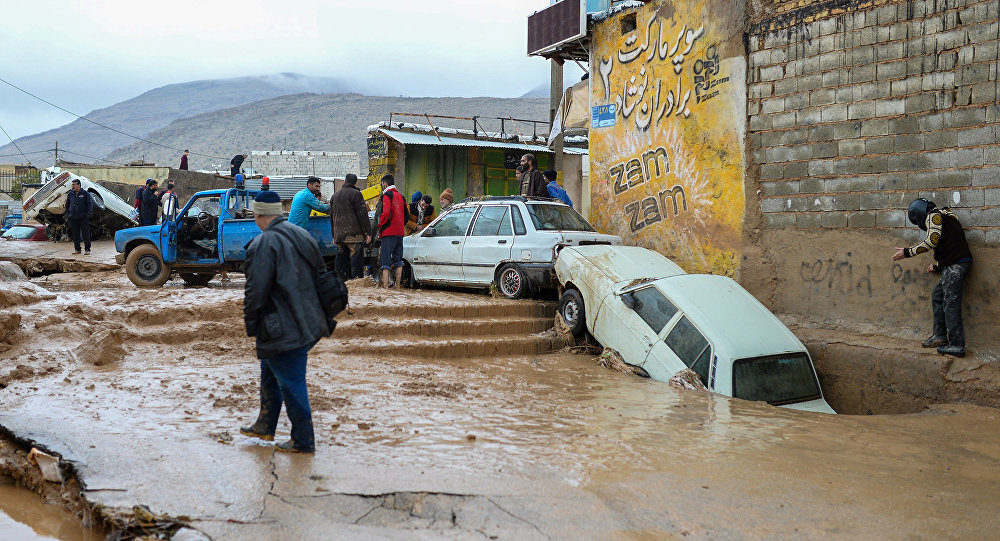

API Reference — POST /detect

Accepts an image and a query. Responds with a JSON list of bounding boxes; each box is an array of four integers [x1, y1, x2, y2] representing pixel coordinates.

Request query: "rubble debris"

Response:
[[28, 447, 62, 483], [74, 329, 127, 366], [669, 369, 709, 392], [596, 348, 645, 377]]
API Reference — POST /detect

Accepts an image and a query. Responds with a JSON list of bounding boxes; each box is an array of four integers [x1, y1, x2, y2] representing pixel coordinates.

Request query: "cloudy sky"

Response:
[[0, 0, 583, 140]]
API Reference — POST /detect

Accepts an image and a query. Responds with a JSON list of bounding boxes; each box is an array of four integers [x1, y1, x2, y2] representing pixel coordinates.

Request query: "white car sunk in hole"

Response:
[[403, 197, 621, 299], [554, 245, 835, 414]]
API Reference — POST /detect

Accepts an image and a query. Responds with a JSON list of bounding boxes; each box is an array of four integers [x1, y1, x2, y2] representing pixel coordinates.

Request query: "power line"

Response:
[[0, 76, 229, 161], [0, 118, 32, 165], [0, 149, 54, 159]]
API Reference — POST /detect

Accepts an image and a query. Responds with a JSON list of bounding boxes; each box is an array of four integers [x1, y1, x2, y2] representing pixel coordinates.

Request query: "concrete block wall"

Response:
[[250, 151, 361, 178], [748, 0, 1000, 247]]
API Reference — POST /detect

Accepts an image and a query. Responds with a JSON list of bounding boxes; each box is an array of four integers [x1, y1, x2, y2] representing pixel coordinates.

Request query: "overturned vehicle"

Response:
[[22, 171, 138, 240]]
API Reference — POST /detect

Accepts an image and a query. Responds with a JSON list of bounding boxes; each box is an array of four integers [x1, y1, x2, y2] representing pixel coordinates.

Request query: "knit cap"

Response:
[[253, 190, 283, 216]]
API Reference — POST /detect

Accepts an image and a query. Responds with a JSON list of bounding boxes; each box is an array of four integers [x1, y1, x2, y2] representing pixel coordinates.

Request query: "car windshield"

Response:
[[185, 196, 222, 218], [2, 225, 37, 239], [525, 204, 595, 232], [732, 354, 822, 406]]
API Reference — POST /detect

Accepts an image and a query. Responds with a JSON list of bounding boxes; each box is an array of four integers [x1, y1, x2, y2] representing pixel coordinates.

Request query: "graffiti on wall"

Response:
[[589, 1, 745, 275]]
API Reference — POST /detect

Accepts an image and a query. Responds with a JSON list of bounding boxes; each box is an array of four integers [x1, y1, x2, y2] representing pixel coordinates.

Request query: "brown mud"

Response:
[[1, 270, 999, 538]]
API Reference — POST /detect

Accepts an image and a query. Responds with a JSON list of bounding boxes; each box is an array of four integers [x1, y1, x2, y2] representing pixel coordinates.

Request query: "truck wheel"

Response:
[[497, 264, 528, 299], [125, 244, 171, 287], [179, 272, 216, 286], [559, 289, 587, 337]]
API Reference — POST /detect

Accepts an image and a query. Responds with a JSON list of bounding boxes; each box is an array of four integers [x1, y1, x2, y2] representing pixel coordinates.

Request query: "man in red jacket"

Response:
[[375, 174, 407, 288]]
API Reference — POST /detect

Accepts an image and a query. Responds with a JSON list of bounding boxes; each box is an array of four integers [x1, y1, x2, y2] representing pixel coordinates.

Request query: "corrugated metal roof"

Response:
[[245, 177, 310, 200], [378, 129, 553, 153]]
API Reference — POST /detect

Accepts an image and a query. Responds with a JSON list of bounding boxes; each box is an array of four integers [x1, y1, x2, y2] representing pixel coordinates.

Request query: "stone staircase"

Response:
[[318, 298, 563, 359]]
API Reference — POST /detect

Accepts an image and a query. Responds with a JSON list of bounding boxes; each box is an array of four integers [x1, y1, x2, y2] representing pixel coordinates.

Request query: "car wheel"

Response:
[[125, 244, 171, 287], [403, 261, 418, 289], [497, 264, 528, 299], [179, 272, 216, 286], [559, 289, 586, 337]]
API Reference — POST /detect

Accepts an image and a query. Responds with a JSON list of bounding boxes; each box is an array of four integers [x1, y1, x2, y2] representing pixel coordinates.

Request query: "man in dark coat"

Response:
[[329, 173, 373, 280], [179, 150, 189, 170], [240, 190, 332, 453], [65, 178, 93, 254], [518, 154, 547, 198], [892, 198, 974, 357], [230, 153, 247, 177], [140, 179, 161, 226]]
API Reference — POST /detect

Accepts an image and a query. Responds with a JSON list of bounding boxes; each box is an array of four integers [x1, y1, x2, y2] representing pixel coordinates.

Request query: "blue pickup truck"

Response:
[[115, 188, 337, 286]]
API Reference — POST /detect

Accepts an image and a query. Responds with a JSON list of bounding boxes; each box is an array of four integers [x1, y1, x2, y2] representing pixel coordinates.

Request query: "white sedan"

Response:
[[404, 197, 620, 299], [555, 245, 836, 413]]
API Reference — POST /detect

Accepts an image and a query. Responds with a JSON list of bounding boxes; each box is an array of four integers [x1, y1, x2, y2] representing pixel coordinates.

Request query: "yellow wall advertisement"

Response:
[[589, 0, 746, 275]]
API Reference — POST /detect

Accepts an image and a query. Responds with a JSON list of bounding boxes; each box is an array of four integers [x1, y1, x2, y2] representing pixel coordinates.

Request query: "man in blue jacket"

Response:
[[65, 179, 93, 254], [289, 176, 331, 229], [543, 170, 573, 207]]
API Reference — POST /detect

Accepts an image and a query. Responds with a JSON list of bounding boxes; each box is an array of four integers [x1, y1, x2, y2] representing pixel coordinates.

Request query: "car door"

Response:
[[593, 285, 679, 368], [645, 314, 713, 386], [409, 206, 476, 283], [461, 205, 514, 285], [159, 220, 177, 263]]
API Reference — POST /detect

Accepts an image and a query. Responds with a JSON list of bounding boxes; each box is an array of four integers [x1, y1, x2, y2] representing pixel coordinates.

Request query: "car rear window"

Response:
[[525, 204, 595, 232], [732, 354, 822, 406], [2, 225, 38, 239]]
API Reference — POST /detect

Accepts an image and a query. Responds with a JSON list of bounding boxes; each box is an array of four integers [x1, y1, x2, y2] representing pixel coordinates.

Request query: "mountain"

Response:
[[104, 93, 550, 174], [520, 83, 551, 98], [0, 73, 351, 166]]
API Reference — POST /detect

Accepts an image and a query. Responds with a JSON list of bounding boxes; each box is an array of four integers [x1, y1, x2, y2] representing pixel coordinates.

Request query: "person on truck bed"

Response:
[[891, 198, 973, 358], [289, 176, 331, 230]]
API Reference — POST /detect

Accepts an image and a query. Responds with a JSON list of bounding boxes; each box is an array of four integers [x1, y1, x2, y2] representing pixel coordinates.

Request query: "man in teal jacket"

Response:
[[289, 176, 331, 229]]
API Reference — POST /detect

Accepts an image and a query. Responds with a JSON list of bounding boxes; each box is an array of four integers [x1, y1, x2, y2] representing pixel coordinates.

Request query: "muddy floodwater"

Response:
[[1, 268, 999, 538], [0, 481, 102, 541]]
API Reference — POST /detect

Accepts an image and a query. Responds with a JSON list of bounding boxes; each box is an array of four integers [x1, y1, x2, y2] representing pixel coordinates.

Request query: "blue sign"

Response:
[[592, 104, 616, 128]]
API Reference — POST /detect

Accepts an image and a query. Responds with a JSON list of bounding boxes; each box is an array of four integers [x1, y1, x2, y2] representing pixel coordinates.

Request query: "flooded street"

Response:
[[2, 266, 1000, 538]]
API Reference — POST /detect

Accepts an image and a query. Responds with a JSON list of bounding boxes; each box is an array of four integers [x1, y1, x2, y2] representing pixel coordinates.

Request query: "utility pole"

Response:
[[54, 141, 58, 165]]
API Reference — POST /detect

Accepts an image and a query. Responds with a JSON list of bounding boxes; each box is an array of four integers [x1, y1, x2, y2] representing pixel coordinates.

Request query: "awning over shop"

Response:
[[377, 129, 552, 153]]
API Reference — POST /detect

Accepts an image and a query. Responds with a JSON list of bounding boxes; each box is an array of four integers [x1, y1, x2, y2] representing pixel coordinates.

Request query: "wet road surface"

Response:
[[1, 271, 999, 538]]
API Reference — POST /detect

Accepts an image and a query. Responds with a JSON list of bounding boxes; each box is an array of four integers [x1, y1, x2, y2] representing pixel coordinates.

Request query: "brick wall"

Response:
[[748, 0, 1000, 247]]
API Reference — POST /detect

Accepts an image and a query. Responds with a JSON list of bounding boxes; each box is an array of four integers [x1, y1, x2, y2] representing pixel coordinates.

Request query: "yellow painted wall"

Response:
[[589, 0, 746, 276], [61, 166, 170, 185]]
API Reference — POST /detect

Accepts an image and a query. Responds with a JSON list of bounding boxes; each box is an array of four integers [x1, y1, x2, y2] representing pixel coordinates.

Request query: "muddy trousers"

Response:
[[256, 343, 315, 451], [67, 217, 91, 252], [335, 242, 365, 280], [931, 262, 971, 349]]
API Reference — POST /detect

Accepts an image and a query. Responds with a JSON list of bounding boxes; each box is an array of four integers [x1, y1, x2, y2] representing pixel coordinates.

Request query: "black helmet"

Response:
[[907, 198, 936, 230]]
